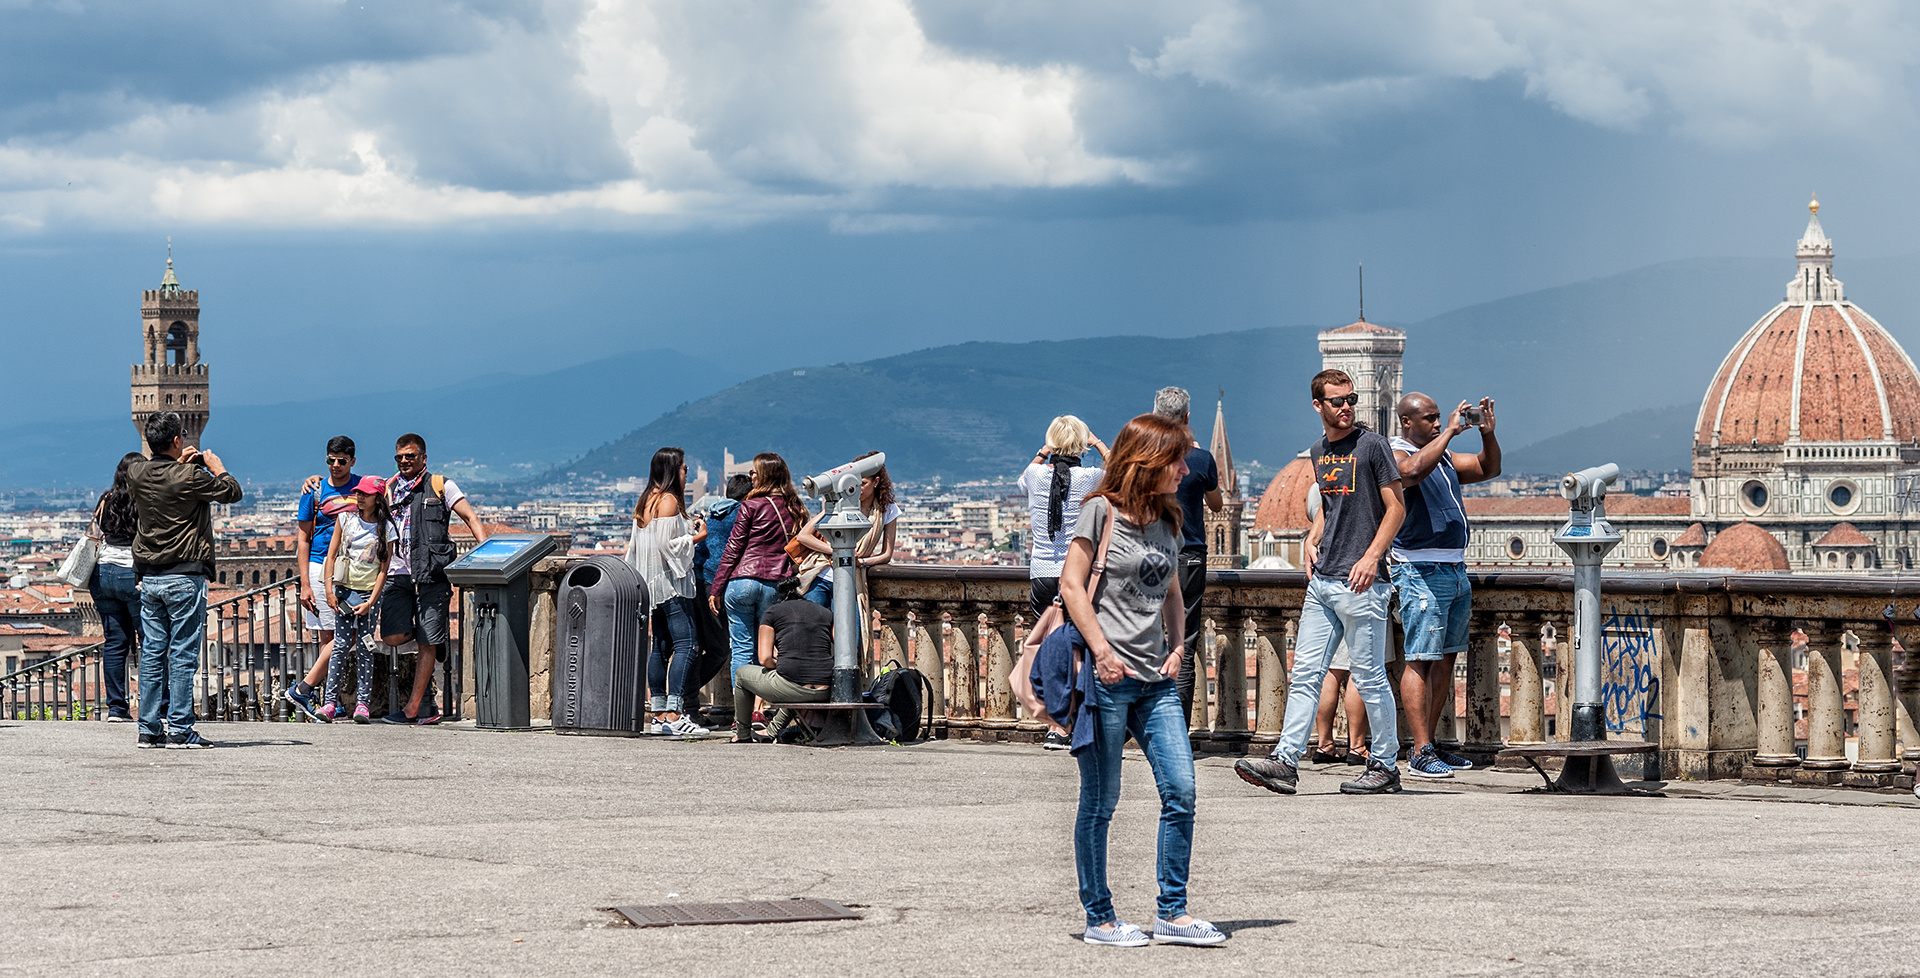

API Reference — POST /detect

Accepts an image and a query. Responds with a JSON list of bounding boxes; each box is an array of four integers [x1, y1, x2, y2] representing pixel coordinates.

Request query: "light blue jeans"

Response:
[[137, 574, 206, 737], [1278, 576, 1400, 766], [723, 578, 781, 677], [1074, 676, 1195, 927]]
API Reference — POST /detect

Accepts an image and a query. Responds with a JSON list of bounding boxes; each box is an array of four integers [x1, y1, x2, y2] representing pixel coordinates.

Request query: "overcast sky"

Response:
[[7, 1, 1920, 417]]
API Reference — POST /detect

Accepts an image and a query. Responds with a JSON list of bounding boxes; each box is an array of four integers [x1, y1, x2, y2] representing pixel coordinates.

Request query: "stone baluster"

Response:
[[1461, 614, 1504, 760], [1553, 619, 1574, 742], [1750, 622, 1801, 770], [944, 607, 980, 731], [980, 606, 1017, 731], [906, 606, 947, 730], [1212, 612, 1250, 745], [1187, 614, 1212, 738], [1850, 625, 1901, 779], [1800, 622, 1849, 773], [1896, 651, 1920, 774], [1251, 614, 1287, 745], [1506, 618, 1546, 746]]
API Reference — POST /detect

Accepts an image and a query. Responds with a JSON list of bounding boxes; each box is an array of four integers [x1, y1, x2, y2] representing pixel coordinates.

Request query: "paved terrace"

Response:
[[6, 722, 1916, 977]]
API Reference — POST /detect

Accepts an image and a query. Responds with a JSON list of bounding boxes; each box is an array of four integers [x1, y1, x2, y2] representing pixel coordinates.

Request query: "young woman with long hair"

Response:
[[709, 452, 808, 743], [320, 477, 395, 723], [791, 449, 900, 626], [1058, 414, 1224, 948], [626, 447, 710, 737], [89, 452, 147, 721]]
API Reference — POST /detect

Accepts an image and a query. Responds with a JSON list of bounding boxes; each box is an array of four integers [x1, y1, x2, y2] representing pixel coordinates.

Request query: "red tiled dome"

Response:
[[1673, 523, 1708, 547], [1253, 456, 1315, 532], [1695, 204, 1920, 447], [1699, 522, 1790, 572], [1812, 522, 1874, 547]]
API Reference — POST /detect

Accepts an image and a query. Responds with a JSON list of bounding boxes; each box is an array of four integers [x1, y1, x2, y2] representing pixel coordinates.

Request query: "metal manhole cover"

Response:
[[613, 898, 861, 929]]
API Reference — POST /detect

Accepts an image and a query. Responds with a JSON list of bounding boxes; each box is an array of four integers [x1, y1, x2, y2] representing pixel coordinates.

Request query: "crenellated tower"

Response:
[[131, 242, 210, 451]]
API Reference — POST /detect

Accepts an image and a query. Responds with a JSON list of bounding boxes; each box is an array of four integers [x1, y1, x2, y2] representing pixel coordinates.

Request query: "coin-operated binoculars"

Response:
[[800, 453, 889, 746], [1552, 462, 1625, 790]]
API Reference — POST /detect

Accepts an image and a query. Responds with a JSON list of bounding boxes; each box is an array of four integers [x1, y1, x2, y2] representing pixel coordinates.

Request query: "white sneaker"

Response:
[[1082, 921, 1149, 947], [651, 720, 673, 736], [668, 716, 710, 737], [1153, 917, 1226, 946]]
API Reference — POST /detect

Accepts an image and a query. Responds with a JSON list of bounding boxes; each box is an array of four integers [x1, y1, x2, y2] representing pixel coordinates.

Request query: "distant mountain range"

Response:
[[13, 252, 1920, 494], [0, 350, 740, 489]]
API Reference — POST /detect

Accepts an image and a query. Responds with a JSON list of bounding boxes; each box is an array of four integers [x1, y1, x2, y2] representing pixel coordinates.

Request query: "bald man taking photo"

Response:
[[1390, 392, 1499, 778]]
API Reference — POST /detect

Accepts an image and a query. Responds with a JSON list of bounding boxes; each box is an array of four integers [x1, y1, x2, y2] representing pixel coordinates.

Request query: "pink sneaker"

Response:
[[352, 703, 372, 724], [317, 703, 339, 722]]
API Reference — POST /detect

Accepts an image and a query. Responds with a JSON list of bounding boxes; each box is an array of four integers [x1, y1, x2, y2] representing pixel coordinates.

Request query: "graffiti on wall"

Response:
[[1600, 605, 1662, 735]]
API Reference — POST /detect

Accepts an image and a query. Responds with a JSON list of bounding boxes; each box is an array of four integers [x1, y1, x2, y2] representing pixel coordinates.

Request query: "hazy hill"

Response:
[[1500, 403, 1697, 475], [565, 256, 1868, 482]]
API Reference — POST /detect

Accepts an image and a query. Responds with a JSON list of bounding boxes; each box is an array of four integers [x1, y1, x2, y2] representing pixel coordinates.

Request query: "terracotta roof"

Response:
[[1461, 496, 1691, 516], [0, 622, 66, 635], [24, 635, 94, 653], [1696, 305, 1920, 446], [1812, 522, 1875, 547], [1673, 523, 1708, 547], [1699, 521, 1790, 571], [1320, 319, 1405, 336], [453, 521, 527, 539], [1252, 457, 1315, 532]]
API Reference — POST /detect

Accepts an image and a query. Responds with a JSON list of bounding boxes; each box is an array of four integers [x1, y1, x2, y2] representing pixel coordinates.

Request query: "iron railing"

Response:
[[1, 642, 109, 720]]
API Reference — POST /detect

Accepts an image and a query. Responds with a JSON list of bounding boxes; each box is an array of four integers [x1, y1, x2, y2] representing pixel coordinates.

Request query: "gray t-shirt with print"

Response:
[[1072, 496, 1180, 682], [1310, 428, 1400, 582]]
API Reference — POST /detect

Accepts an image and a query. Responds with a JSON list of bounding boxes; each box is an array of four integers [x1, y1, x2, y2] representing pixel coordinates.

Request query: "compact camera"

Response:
[[1461, 406, 1484, 426]]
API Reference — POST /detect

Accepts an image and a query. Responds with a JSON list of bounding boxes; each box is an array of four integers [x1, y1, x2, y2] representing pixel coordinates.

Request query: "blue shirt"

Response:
[[1175, 446, 1218, 551], [297, 473, 360, 563]]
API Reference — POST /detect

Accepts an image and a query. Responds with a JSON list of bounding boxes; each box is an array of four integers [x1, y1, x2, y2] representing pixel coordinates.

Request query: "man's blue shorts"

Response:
[[1390, 562, 1471, 662]]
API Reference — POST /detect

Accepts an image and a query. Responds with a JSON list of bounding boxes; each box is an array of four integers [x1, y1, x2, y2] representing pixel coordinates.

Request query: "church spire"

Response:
[[1787, 195, 1842, 303], [1210, 393, 1237, 497], [160, 237, 182, 295]]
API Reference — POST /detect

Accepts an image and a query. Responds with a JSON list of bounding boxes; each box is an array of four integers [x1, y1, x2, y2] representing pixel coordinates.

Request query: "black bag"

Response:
[[865, 661, 934, 742]]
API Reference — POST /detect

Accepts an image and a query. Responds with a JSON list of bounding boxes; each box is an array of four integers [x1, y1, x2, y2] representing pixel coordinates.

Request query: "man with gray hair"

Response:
[[1152, 386, 1222, 724]]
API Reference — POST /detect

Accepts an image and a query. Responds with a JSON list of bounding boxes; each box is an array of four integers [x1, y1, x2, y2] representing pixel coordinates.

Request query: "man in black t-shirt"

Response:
[[733, 577, 833, 741], [1153, 386, 1222, 725], [1235, 368, 1406, 796]]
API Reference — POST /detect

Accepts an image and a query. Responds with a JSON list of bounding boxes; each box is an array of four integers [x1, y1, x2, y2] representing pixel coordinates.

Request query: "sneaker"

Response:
[[1339, 758, 1402, 794], [652, 719, 674, 736], [136, 732, 166, 748], [166, 730, 213, 750], [667, 716, 710, 737], [1153, 917, 1227, 946], [378, 711, 414, 725], [352, 704, 371, 724], [1435, 747, 1475, 771], [285, 684, 321, 722], [1233, 753, 1298, 795], [1407, 745, 1454, 780], [104, 713, 135, 723], [1082, 921, 1150, 947], [1042, 730, 1071, 751], [316, 703, 339, 723]]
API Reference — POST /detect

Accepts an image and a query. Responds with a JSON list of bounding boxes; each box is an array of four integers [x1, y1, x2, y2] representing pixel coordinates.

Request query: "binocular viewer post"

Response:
[[802, 452, 887, 745], [1551, 461, 1626, 791]]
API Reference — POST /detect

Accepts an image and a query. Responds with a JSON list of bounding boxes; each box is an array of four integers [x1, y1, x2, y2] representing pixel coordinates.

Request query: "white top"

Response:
[[1018, 461, 1104, 578], [333, 512, 397, 592], [625, 513, 699, 609], [98, 543, 134, 568], [818, 502, 901, 585]]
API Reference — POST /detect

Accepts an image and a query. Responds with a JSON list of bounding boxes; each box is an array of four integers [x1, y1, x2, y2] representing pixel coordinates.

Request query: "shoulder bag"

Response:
[[57, 500, 105, 588], [1009, 499, 1115, 718]]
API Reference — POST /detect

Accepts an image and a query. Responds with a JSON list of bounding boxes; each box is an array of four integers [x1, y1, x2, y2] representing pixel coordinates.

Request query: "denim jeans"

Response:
[[137, 574, 206, 737], [1279, 576, 1399, 766], [1074, 676, 1195, 928], [325, 586, 377, 709], [648, 595, 699, 712], [723, 578, 780, 676], [89, 563, 139, 718]]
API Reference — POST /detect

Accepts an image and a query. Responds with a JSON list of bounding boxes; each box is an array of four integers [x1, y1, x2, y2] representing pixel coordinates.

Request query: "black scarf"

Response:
[[1045, 452, 1081, 537]]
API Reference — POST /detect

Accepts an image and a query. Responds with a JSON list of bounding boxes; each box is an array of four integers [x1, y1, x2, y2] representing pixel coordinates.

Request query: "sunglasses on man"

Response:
[[1318, 394, 1360, 408]]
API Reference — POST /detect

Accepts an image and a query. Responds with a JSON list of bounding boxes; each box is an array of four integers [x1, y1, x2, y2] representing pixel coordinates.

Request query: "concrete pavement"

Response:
[[4, 720, 1916, 977]]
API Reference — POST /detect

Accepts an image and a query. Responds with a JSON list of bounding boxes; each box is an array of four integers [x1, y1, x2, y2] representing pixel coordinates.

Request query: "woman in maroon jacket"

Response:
[[709, 452, 810, 742]]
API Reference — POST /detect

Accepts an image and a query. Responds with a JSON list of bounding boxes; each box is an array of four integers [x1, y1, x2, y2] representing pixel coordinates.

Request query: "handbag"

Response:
[[1010, 500, 1115, 719], [783, 507, 831, 588], [58, 502, 105, 588]]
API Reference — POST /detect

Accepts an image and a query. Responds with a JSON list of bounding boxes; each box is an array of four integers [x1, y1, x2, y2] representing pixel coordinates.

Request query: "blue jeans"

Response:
[[803, 576, 832, 607], [1391, 562, 1471, 661], [325, 586, 377, 710], [137, 574, 206, 737], [1074, 676, 1195, 927], [89, 563, 139, 718], [1280, 576, 1399, 765], [649, 595, 699, 712], [723, 579, 780, 677]]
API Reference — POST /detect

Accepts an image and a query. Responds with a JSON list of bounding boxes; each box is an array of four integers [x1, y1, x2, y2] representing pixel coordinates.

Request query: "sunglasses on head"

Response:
[[1319, 394, 1360, 408]]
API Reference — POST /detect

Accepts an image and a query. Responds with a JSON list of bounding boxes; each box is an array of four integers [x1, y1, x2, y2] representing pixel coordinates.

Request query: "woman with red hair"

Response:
[[1059, 414, 1225, 949]]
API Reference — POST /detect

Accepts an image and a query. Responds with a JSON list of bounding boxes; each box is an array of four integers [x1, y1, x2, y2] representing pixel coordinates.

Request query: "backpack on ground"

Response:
[[865, 661, 934, 742]]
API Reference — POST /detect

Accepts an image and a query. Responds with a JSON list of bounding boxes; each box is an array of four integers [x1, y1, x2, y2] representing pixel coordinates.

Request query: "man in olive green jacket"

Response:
[[127, 411, 243, 749]]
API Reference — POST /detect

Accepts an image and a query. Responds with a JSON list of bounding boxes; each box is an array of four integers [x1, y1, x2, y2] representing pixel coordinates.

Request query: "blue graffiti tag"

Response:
[[1600, 605, 1663, 734]]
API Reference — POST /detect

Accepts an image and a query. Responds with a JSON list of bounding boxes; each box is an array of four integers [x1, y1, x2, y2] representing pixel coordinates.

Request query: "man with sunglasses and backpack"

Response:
[[381, 433, 489, 724]]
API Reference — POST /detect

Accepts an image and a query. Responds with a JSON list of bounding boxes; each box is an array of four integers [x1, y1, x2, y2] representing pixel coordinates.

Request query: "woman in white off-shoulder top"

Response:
[[625, 447, 709, 737]]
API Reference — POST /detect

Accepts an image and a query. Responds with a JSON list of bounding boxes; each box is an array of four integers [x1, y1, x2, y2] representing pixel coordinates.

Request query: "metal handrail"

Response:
[[1, 640, 107, 720]]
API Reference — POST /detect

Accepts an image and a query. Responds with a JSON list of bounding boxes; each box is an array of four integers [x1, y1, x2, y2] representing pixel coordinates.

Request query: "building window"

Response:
[[1507, 537, 1526, 558], [252, 571, 260, 585], [1826, 480, 1859, 516], [1741, 480, 1769, 516], [1651, 538, 1669, 559]]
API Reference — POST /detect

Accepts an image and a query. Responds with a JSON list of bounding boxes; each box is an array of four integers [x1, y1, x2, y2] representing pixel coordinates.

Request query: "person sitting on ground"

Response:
[[319, 476, 394, 723], [734, 575, 833, 743]]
